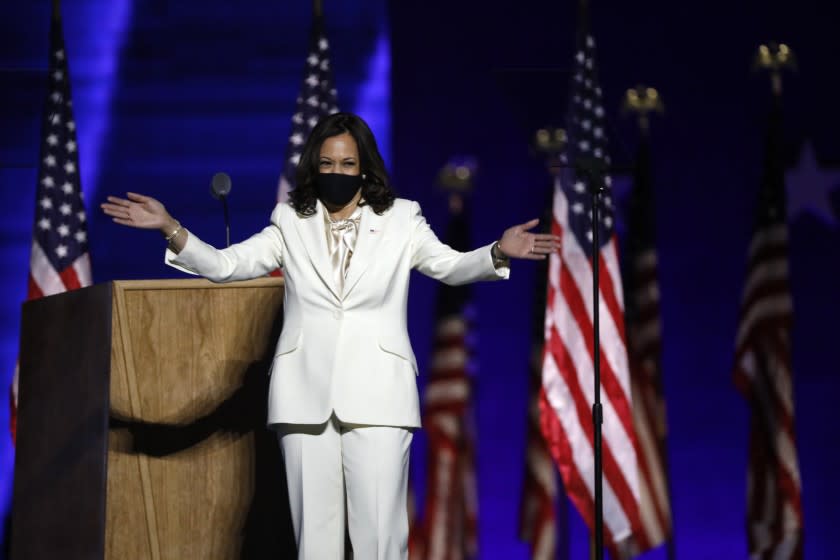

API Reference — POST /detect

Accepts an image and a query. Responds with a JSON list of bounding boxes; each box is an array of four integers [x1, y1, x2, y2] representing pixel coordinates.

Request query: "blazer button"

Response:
[[333, 310, 343, 320]]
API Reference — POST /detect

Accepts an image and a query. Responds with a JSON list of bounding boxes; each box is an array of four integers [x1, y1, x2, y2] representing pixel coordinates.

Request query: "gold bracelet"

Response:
[[164, 221, 182, 242]]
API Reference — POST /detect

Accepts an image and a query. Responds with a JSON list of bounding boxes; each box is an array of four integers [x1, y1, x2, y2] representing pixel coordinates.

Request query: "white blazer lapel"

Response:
[[291, 200, 341, 301], [342, 204, 390, 299]]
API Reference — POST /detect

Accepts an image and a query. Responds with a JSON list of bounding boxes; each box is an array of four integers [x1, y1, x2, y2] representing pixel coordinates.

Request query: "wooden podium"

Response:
[[12, 278, 296, 559]]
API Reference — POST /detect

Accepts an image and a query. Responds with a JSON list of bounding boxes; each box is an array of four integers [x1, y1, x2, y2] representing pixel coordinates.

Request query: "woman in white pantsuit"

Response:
[[102, 113, 560, 559]]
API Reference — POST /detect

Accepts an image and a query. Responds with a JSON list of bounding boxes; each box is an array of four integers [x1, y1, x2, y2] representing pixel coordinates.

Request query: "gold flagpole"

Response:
[[622, 85, 664, 137], [753, 42, 796, 97]]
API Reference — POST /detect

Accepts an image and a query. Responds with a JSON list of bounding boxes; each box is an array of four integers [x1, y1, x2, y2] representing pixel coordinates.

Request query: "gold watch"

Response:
[[491, 241, 509, 266]]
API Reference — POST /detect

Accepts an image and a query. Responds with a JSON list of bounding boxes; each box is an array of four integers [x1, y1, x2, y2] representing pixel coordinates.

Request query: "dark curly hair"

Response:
[[289, 112, 396, 216]]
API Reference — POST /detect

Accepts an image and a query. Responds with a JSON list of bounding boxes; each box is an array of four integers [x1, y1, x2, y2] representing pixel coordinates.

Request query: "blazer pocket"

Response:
[[378, 335, 418, 375], [275, 328, 302, 356]]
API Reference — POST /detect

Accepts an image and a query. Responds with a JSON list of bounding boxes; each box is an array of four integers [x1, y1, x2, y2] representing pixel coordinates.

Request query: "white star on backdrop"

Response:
[[786, 142, 840, 227]]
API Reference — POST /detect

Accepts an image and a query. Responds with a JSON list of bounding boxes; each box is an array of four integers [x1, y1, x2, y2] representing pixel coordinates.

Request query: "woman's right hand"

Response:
[[101, 192, 177, 234]]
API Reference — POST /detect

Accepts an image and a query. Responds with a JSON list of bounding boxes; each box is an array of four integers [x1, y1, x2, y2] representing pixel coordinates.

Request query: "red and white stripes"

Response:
[[627, 247, 671, 552], [413, 315, 479, 560], [519, 344, 559, 560], [733, 223, 803, 559], [28, 240, 91, 298]]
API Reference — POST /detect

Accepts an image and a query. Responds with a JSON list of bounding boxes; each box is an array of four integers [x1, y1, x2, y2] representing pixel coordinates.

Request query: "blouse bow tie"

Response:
[[329, 217, 359, 236], [327, 214, 362, 296]]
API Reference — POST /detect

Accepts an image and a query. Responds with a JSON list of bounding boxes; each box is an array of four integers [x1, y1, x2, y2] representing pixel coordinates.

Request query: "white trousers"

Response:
[[277, 415, 413, 560]]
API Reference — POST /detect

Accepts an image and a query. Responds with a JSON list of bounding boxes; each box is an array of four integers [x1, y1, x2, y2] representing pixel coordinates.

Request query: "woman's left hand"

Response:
[[498, 218, 561, 260]]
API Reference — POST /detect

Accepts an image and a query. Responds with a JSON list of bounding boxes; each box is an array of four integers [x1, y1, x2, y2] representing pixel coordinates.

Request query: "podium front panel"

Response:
[[105, 279, 285, 559]]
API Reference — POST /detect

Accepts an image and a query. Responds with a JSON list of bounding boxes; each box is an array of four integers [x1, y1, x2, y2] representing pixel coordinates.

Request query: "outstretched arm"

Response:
[[101, 192, 187, 252], [410, 202, 561, 285], [102, 192, 284, 282]]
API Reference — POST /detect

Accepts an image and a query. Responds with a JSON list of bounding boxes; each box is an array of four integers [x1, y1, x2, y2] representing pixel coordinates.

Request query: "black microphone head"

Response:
[[211, 172, 232, 199]]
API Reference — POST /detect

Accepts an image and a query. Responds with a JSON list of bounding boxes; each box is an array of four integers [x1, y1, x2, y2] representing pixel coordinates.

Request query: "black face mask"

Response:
[[315, 173, 362, 207]]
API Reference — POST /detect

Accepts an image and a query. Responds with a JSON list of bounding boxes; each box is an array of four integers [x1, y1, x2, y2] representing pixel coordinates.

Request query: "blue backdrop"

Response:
[[2, 1, 838, 558]]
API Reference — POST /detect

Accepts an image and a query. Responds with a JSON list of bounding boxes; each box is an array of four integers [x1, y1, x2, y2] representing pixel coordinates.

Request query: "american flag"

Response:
[[519, 340, 562, 560], [276, 13, 339, 202], [10, 11, 92, 442], [413, 195, 479, 560], [539, 30, 642, 556], [518, 195, 565, 560], [732, 97, 803, 559], [624, 133, 672, 554]]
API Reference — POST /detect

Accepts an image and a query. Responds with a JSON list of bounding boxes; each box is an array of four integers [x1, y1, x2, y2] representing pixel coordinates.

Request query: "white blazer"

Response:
[[166, 198, 508, 428]]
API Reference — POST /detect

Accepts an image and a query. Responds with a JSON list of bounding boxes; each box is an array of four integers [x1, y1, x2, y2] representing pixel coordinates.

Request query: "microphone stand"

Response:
[[582, 158, 606, 559], [559, 156, 613, 560], [220, 195, 230, 248]]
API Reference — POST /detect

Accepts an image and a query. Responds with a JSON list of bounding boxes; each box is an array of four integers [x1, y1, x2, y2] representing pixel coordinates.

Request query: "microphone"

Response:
[[211, 172, 232, 199], [210, 172, 232, 247]]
